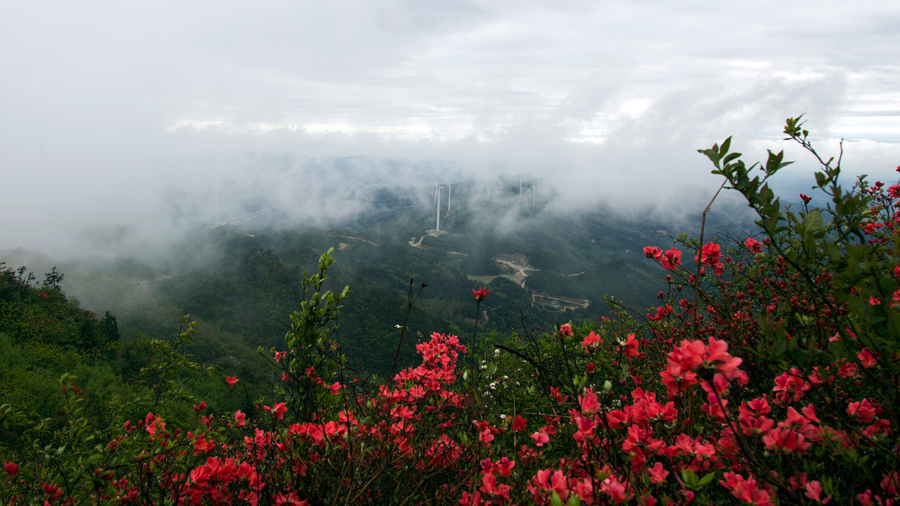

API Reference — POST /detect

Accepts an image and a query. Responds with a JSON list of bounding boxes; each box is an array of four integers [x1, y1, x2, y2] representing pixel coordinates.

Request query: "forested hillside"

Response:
[[32, 183, 755, 379], [0, 175, 757, 457]]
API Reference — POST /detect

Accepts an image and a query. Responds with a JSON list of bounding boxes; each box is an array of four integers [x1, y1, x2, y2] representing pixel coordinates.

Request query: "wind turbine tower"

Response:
[[532, 181, 537, 207], [447, 183, 451, 213], [436, 185, 444, 231], [433, 182, 439, 211]]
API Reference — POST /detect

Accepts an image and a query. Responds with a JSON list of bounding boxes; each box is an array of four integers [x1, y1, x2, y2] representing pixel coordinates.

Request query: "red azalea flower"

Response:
[[144, 413, 166, 436], [480, 473, 511, 501], [4, 461, 18, 478], [581, 331, 602, 351], [265, 402, 288, 420], [531, 431, 550, 447], [619, 333, 640, 359], [473, 287, 491, 301], [763, 427, 810, 454], [662, 247, 682, 270], [550, 470, 570, 500], [275, 492, 307, 506], [666, 337, 743, 383], [744, 237, 763, 253], [226, 376, 239, 389], [847, 399, 877, 423], [579, 388, 600, 416], [858, 348, 878, 367], [193, 436, 212, 452], [720, 472, 772, 505], [700, 242, 721, 263], [700, 242, 726, 276], [643, 246, 664, 260], [649, 462, 669, 484], [805, 481, 831, 503]]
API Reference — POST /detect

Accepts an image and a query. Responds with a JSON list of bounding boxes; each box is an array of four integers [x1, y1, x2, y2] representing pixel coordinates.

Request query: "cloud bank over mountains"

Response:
[[1, 0, 897, 255]]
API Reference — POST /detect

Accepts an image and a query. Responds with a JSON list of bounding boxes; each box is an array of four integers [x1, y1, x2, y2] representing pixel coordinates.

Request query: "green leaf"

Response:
[[551, 491, 564, 506], [802, 209, 824, 234], [719, 136, 732, 156], [772, 338, 787, 358], [698, 471, 716, 487], [681, 469, 698, 489]]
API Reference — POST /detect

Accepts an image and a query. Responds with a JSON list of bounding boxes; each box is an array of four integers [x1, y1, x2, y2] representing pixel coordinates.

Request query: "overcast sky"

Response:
[[1, 0, 898, 254]]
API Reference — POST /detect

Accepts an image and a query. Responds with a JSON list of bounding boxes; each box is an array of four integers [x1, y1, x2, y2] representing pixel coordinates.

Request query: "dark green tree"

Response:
[[43, 266, 65, 296], [100, 311, 120, 344]]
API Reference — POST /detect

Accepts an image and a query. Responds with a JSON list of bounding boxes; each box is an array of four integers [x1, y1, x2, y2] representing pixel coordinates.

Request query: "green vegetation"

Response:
[[20, 120, 892, 505]]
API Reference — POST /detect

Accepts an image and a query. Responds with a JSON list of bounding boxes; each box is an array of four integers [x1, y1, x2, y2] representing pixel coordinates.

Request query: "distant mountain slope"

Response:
[[48, 176, 758, 377]]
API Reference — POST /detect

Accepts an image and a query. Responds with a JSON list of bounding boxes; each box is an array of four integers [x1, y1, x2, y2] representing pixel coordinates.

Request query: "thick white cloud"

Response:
[[1, 0, 898, 254]]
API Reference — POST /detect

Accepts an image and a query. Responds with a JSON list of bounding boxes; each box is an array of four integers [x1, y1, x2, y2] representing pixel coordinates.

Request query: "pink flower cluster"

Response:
[[644, 246, 683, 271]]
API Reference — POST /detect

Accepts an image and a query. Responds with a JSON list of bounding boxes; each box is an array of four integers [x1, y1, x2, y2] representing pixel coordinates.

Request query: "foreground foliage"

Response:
[[2, 118, 899, 505]]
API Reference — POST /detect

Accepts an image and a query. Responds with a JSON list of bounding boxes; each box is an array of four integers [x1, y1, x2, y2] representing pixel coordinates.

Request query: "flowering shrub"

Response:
[[1, 117, 898, 504]]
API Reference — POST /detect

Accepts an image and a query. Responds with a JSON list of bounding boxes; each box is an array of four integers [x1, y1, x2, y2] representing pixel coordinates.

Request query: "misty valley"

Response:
[[1, 176, 755, 381]]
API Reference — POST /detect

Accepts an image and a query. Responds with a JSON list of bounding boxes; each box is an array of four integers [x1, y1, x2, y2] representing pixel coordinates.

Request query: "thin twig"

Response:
[[692, 179, 727, 340], [387, 279, 426, 381]]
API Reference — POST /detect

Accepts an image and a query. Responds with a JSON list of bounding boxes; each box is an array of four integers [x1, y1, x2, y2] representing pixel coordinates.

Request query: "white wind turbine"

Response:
[[435, 184, 444, 231], [433, 182, 439, 211]]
